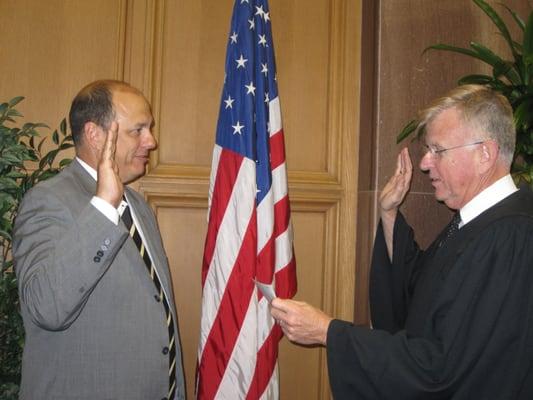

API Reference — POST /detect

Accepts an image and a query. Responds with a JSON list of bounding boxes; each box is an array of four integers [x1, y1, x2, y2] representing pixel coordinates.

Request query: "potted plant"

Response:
[[398, 0, 533, 187], [0, 97, 73, 400]]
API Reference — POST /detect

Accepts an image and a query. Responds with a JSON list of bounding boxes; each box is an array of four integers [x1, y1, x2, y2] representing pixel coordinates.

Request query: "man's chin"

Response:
[[121, 167, 147, 185]]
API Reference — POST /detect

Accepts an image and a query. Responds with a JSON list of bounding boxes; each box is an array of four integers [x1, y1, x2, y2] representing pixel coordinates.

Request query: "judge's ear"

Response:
[[82, 121, 106, 152], [478, 139, 499, 171]]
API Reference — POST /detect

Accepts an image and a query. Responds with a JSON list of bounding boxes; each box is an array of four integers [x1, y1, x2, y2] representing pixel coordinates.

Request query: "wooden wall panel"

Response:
[[0, 0, 126, 130]]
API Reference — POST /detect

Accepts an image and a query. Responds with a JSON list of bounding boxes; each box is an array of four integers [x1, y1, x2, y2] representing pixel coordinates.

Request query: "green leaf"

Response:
[[397, 119, 419, 143], [59, 158, 72, 168], [7, 97, 24, 107], [499, 3, 526, 31], [37, 137, 47, 154], [52, 130, 59, 145], [6, 109, 23, 119], [0, 178, 19, 191], [424, 44, 480, 59], [60, 118, 67, 136], [5, 171, 26, 179], [523, 11, 533, 61], [473, 0, 517, 59], [469, 42, 521, 84], [59, 143, 74, 151], [457, 74, 494, 85]]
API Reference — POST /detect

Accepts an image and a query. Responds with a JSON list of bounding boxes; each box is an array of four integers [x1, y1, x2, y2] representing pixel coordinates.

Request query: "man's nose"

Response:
[[144, 130, 157, 150], [419, 151, 433, 171]]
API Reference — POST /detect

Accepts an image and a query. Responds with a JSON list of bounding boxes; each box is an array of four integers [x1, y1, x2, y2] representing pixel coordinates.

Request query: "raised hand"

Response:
[[96, 122, 123, 207], [379, 148, 412, 259], [379, 147, 412, 216]]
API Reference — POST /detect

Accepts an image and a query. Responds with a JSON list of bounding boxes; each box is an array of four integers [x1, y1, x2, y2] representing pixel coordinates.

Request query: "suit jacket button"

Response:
[[162, 346, 169, 355], [97, 250, 104, 257], [104, 238, 111, 245], [154, 294, 161, 302], [93, 256, 101, 263]]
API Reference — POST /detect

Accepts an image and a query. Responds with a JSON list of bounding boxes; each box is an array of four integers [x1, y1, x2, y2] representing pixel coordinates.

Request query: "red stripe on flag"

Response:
[[273, 195, 290, 238], [197, 210, 258, 400], [256, 235, 275, 284], [269, 129, 286, 170], [202, 149, 244, 286], [275, 257, 297, 299], [245, 325, 284, 400]]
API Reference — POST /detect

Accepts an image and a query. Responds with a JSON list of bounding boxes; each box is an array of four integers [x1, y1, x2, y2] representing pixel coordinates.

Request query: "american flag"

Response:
[[196, 0, 297, 398]]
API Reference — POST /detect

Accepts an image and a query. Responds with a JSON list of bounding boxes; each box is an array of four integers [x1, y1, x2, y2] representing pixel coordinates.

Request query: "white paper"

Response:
[[253, 279, 276, 303]]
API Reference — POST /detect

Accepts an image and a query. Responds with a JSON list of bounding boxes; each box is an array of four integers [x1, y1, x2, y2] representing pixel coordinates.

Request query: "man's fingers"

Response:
[[271, 298, 291, 313], [103, 122, 118, 161]]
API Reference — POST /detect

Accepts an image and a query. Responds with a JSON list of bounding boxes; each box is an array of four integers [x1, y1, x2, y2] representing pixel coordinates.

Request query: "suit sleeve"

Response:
[[13, 186, 129, 331], [369, 212, 423, 333]]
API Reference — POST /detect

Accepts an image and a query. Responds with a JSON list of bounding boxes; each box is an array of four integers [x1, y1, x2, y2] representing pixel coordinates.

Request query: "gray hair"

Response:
[[416, 84, 515, 165]]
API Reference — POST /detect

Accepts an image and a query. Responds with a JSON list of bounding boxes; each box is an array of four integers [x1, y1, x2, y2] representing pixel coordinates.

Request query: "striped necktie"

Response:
[[121, 201, 177, 400]]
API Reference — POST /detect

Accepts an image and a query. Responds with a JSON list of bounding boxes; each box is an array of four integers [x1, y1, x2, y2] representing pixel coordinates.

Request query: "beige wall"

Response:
[[1, 1, 361, 398]]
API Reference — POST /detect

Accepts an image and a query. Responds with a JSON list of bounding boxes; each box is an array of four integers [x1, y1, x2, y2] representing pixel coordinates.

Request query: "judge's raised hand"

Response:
[[379, 147, 412, 259], [270, 298, 333, 346], [379, 147, 413, 216], [96, 122, 123, 207]]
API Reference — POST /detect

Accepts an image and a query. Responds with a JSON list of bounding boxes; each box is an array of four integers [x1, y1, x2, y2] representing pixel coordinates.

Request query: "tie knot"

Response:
[[450, 212, 461, 230], [439, 212, 461, 248]]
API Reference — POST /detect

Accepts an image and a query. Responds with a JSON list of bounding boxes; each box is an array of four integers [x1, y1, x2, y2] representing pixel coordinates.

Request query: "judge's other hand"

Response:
[[379, 147, 412, 220], [96, 122, 123, 207], [270, 298, 333, 346]]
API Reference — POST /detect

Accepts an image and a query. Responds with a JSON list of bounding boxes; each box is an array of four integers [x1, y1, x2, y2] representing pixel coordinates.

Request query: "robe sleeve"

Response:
[[369, 212, 424, 333], [327, 216, 533, 399]]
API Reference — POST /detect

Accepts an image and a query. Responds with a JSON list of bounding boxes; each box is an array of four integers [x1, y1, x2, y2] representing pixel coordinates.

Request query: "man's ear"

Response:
[[83, 122, 105, 152], [478, 139, 499, 171]]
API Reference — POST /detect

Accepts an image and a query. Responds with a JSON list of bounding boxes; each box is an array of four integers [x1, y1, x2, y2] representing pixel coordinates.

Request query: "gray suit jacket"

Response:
[[13, 160, 185, 400]]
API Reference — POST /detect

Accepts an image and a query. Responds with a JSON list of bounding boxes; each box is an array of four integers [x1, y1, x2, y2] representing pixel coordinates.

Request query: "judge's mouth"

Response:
[[135, 155, 150, 163]]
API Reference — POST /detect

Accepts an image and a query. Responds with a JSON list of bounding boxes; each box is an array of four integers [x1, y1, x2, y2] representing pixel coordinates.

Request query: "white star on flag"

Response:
[[245, 81, 256, 95], [236, 54, 248, 68], [232, 121, 244, 135]]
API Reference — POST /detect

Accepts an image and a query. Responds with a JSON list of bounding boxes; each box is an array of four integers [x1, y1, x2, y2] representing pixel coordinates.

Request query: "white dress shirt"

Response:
[[459, 174, 518, 228]]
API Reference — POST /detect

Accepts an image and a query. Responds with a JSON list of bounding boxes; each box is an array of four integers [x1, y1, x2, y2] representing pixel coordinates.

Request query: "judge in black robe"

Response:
[[270, 85, 533, 399], [327, 187, 533, 399]]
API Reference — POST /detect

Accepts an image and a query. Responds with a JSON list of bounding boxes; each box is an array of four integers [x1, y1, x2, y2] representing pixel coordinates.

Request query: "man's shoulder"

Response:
[[492, 187, 533, 218], [469, 188, 533, 236], [21, 161, 89, 205]]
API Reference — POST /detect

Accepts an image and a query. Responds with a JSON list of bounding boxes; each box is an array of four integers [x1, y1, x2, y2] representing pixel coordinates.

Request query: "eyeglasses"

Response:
[[422, 140, 486, 157]]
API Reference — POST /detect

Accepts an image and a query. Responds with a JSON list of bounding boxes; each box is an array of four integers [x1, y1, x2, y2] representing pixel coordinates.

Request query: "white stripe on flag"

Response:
[[206, 144, 223, 222], [275, 224, 294, 273], [199, 157, 256, 354], [269, 97, 282, 137]]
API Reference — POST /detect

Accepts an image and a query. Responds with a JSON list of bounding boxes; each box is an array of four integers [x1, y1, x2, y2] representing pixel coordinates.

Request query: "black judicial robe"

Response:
[[326, 189, 533, 399]]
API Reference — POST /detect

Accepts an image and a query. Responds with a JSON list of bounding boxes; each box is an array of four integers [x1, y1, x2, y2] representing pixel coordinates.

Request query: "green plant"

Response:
[[0, 97, 73, 400], [398, 0, 533, 186]]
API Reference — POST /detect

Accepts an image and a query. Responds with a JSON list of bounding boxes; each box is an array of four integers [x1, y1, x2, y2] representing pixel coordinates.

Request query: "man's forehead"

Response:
[[425, 108, 467, 141]]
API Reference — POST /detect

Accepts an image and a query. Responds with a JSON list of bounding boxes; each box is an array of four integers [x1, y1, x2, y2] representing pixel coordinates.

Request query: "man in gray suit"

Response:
[[13, 80, 185, 400]]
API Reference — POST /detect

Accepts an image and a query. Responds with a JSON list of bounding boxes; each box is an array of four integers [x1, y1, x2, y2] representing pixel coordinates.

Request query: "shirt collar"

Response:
[[76, 157, 128, 213], [460, 174, 517, 226], [76, 157, 97, 181]]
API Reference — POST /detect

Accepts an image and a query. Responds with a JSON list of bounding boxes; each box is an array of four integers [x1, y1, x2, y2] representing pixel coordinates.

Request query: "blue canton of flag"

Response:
[[216, 0, 278, 204]]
